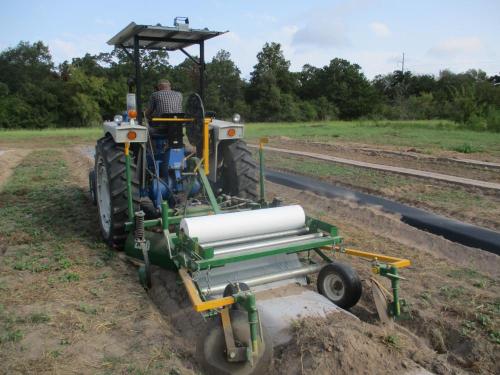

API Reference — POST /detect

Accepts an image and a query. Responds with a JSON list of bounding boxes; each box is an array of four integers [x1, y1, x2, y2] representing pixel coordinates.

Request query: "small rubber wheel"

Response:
[[197, 309, 273, 375], [88, 169, 97, 205], [223, 283, 250, 311], [317, 262, 362, 309]]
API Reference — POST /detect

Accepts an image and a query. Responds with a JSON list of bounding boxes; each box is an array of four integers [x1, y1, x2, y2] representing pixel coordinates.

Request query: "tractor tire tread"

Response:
[[95, 135, 140, 249], [219, 140, 258, 201]]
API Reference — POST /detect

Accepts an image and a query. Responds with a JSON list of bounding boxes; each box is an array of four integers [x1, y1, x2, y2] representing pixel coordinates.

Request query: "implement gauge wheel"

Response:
[[197, 309, 272, 375], [317, 262, 362, 309], [218, 140, 258, 200], [95, 135, 140, 248]]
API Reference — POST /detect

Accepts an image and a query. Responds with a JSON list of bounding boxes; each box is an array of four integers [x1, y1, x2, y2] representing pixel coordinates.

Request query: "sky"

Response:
[[1, 0, 499, 79]]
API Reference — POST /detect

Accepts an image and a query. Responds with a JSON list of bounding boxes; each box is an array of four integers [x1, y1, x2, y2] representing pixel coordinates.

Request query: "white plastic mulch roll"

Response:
[[179, 205, 306, 244]]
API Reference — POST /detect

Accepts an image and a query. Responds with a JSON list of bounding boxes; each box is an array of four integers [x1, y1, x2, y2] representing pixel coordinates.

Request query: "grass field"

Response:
[[0, 127, 101, 146], [245, 120, 500, 156], [1, 120, 500, 156]]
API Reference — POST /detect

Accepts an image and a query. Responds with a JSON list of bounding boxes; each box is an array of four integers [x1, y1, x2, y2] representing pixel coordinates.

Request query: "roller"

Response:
[[180, 205, 306, 243]]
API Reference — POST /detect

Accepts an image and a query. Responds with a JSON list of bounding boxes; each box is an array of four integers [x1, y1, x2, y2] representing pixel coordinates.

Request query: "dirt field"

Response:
[[1, 141, 499, 375], [266, 137, 500, 182], [257, 138, 500, 231]]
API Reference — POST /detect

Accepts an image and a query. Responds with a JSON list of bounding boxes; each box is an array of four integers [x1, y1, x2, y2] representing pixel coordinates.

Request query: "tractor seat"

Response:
[[148, 113, 188, 146]]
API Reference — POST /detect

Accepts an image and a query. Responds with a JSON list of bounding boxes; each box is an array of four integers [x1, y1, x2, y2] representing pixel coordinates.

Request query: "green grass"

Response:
[[77, 303, 98, 315], [245, 120, 500, 155], [263, 151, 407, 188], [28, 312, 51, 324], [451, 142, 483, 154], [0, 127, 102, 145], [439, 285, 466, 299], [2, 120, 500, 155]]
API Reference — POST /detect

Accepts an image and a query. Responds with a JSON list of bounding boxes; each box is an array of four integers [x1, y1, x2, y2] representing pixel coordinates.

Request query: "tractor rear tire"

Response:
[[95, 135, 140, 249], [219, 140, 258, 201]]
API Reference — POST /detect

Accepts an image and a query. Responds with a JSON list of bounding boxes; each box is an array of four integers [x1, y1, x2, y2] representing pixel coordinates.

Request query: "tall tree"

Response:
[[246, 42, 299, 120], [302, 58, 377, 119], [0, 41, 59, 128], [205, 50, 246, 119]]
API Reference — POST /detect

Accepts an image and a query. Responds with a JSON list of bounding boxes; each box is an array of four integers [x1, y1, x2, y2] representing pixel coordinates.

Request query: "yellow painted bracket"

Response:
[[329, 246, 411, 269], [203, 118, 211, 175], [259, 137, 269, 150], [178, 268, 234, 312], [151, 117, 194, 122]]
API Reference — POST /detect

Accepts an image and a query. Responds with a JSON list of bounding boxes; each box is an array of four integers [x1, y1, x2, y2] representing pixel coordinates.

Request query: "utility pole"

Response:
[[400, 52, 406, 99]]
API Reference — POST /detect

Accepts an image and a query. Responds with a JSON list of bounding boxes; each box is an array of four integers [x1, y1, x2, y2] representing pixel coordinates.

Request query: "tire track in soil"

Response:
[[0, 149, 32, 189]]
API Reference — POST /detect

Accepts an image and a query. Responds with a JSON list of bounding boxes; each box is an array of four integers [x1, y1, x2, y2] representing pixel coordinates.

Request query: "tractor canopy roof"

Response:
[[107, 21, 226, 51]]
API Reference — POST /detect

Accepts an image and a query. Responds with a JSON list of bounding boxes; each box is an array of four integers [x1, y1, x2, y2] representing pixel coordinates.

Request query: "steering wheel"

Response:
[[185, 93, 205, 146]]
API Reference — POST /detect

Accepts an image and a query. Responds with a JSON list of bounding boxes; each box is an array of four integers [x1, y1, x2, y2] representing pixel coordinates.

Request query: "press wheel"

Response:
[[197, 309, 272, 375]]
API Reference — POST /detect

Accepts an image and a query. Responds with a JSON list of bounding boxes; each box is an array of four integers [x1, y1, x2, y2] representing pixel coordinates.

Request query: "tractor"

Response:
[[89, 18, 257, 249], [89, 18, 411, 375]]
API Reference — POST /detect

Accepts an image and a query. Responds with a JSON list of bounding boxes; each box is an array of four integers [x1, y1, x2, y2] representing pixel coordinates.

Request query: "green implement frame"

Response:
[[121, 139, 411, 362]]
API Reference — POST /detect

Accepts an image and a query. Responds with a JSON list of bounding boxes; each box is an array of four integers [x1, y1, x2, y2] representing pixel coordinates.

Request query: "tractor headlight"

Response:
[[114, 115, 123, 124], [232, 113, 241, 123]]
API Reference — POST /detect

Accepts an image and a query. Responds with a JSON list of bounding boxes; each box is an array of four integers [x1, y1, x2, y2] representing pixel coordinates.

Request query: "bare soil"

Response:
[[266, 181, 500, 375], [268, 138, 500, 183], [261, 148, 500, 231]]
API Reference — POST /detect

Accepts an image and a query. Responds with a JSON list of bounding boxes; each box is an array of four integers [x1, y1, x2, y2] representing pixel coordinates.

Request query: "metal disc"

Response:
[[370, 279, 392, 325]]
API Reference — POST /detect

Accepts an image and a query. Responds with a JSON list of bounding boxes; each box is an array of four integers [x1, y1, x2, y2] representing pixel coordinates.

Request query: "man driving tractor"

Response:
[[145, 79, 183, 119]]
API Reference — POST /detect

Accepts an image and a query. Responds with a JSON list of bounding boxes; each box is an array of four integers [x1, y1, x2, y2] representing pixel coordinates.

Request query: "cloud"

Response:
[[48, 33, 111, 63], [370, 22, 390, 37], [49, 39, 79, 61], [292, 16, 349, 48], [428, 37, 483, 57]]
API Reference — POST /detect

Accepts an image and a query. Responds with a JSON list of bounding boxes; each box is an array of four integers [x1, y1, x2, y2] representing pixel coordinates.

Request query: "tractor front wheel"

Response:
[[95, 135, 140, 249]]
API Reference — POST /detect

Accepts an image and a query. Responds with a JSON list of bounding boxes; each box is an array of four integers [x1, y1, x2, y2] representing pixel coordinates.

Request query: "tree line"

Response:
[[0, 41, 499, 131]]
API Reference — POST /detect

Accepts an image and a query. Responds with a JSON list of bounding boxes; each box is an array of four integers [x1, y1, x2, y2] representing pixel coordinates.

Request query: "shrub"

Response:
[[485, 107, 500, 132]]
